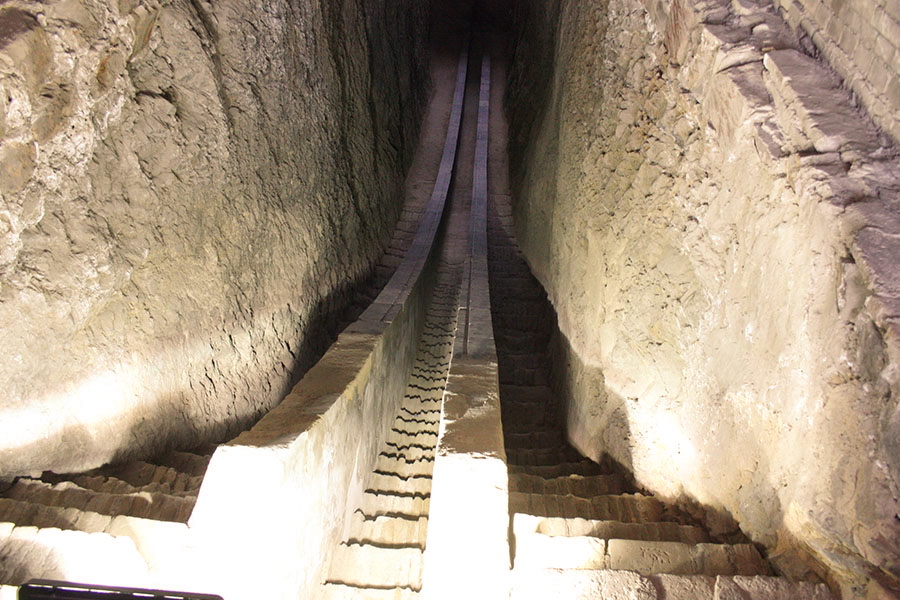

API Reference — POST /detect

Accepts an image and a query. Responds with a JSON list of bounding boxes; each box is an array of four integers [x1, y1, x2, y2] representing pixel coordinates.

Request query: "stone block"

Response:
[[649, 574, 716, 599], [607, 540, 768, 577], [714, 575, 834, 599], [853, 227, 900, 299], [763, 48, 880, 152], [510, 568, 658, 600], [513, 533, 607, 569], [328, 544, 423, 589]]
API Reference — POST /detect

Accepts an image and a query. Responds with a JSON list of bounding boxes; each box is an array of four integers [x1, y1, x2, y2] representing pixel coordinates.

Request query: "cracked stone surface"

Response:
[[506, 0, 900, 596], [0, 0, 431, 477]]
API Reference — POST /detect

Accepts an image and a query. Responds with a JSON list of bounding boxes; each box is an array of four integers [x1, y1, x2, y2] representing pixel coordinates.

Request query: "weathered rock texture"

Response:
[[507, 0, 900, 597], [772, 0, 900, 144], [0, 0, 430, 477]]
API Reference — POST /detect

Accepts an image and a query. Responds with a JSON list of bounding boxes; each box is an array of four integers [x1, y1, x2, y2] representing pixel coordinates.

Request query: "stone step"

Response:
[[489, 280, 547, 299], [402, 388, 445, 403], [416, 340, 453, 354], [494, 331, 549, 349], [44, 472, 197, 498], [514, 534, 765, 575], [373, 458, 434, 480], [506, 447, 589, 467], [376, 452, 436, 474], [405, 375, 450, 392], [401, 392, 444, 404], [392, 415, 440, 431], [713, 575, 834, 599], [97, 461, 202, 495], [492, 300, 549, 318], [346, 512, 428, 548], [369, 472, 432, 497], [499, 367, 549, 386], [418, 338, 454, 351], [509, 571, 832, 600], [408, 373, 449, 390], [607, 539, 771, 577], [510, 473, 627, 497], [513, 513, 709, 543], [399, 405, 441, 419], [504, 429, 565, 449], [493, 327, 551, 346], [326, 543, 423, 589], [510, 492, 664, 522], [508, 462, 606, 478], [379, 446, 436, 463], [383, 433, 438, 452], [150, 450, 214, 477], [514, 533, 606, 569], [501, 406, 558, 428], [0, 525, 150, 586], [358, 490, 430, 519], [502, 420, 563, 433], [499, 382, 553, 397], [5, 479, 194, 522], [0, 498, 190, 553], [320, 583, 418, 600], [0, 498, 111, 532], [386, 420, 440, 437], [498, 352, 550, 370]]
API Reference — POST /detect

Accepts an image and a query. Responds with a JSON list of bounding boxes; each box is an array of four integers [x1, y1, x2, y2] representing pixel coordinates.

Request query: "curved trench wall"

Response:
[[0, 0, 431, 477], [507, 0, 900, 596]]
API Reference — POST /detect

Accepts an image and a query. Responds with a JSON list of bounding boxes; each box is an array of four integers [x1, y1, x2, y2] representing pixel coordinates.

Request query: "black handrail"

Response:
[[19, 580, 222, 600]]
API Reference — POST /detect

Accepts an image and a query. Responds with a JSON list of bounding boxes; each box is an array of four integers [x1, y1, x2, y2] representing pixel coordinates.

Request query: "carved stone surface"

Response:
[[506, 0, 900, 595], [0, 0, 431, 477]]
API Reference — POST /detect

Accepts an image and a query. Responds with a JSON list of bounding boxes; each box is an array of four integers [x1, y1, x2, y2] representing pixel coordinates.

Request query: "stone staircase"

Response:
[[506, 442, 834, 599], [0, 447, 212, 587], [321, 266, 461, 600], [487, 194, 834, 600]]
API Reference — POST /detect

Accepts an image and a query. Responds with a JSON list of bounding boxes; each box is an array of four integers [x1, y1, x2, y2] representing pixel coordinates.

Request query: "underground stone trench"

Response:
[[1, 0, 899, 599]]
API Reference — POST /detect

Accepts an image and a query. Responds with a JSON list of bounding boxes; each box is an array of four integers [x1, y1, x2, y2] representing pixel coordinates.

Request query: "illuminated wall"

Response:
[[0, 0, 432, 476]]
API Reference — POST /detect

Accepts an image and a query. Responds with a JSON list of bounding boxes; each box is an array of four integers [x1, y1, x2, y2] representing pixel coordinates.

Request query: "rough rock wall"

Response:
[[772, 0, 900, 143], [0, 0, 430, 477], [507, 0, 900, 596]]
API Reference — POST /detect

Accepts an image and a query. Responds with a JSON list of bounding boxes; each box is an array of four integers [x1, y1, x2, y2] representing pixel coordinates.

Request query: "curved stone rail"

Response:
[[183, 42, 472, 600], [423, 52, 511, 600]]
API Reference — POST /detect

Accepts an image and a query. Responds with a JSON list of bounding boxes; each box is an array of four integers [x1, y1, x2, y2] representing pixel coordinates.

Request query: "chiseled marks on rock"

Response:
[[508, 0, 899, 595], [770, 0, 900, 146], [0, 0, 430, 476]]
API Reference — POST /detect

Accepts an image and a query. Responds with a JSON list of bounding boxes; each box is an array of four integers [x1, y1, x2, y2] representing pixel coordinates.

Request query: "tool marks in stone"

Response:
[[487, 171, 834, 600]]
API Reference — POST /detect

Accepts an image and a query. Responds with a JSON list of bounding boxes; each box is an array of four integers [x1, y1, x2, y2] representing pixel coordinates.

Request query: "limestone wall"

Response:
[[772, 0, 900, 143], [0, 0, 430, 477], [507, 0, 900, 596]]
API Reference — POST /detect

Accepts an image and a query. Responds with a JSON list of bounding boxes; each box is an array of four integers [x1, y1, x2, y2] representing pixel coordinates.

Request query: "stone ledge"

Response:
[[670, 0, 900, 356], [770, 0, 900, 145]]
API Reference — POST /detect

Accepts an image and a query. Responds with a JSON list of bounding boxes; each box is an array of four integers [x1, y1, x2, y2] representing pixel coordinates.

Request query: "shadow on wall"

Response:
[[547, 324, 843, 587], [0, 272, 369, 480]]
